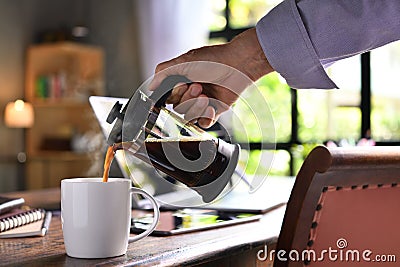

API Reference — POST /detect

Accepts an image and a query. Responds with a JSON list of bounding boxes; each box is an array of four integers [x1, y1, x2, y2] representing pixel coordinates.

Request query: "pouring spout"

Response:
[[112, 141, 141, 155]]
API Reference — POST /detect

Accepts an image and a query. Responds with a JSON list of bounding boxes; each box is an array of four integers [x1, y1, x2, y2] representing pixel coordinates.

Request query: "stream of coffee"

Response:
[[102, 145, 115, 182]]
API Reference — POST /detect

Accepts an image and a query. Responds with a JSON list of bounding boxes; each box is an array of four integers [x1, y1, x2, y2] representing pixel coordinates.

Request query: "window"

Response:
[[371, 42, 400, 141], [299, 56, 362, 143], [209, 0, 400, 176]]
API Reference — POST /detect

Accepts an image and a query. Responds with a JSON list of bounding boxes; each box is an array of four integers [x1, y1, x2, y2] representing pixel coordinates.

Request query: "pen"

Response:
[[40, 211, 52, 236]]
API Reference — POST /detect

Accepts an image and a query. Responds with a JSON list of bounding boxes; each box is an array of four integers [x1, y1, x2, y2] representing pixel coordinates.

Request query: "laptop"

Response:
[[89, 96, 295, 213]]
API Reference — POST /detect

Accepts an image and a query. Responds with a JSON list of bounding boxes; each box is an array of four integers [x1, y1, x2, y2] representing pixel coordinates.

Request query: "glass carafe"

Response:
[[106, 76, 240, 203]]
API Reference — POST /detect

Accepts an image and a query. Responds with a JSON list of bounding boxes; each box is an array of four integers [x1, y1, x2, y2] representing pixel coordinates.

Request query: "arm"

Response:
[[257, 0, 400, 89], [152, 0, 400, 127], [151, 28, 274, 128]]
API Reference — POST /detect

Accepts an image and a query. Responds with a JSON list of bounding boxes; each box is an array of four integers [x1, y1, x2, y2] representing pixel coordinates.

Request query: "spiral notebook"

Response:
[[0, 208, 52, 238]]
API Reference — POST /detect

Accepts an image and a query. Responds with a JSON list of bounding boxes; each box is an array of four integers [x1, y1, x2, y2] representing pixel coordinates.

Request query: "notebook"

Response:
[[0, 208, 52, 238], [89, 96, 295, 213]]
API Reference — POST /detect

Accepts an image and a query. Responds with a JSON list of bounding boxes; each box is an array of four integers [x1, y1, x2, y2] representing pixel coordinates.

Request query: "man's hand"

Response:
[[150, 28, 274, 128]]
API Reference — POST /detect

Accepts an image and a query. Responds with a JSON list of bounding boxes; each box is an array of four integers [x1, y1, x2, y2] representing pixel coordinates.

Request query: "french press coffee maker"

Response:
[[106, 75, 240, 203]]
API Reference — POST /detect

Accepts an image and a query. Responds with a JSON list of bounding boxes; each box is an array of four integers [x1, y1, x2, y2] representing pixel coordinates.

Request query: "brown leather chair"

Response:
[[274, 146, 400, 267]]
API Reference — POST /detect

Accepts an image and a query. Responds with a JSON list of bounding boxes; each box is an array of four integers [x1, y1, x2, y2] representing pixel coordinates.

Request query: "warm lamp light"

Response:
[[4, 99, 34, 128]]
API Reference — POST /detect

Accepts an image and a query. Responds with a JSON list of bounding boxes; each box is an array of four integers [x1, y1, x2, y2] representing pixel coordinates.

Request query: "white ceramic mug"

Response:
[[61, 178, 160, 258]]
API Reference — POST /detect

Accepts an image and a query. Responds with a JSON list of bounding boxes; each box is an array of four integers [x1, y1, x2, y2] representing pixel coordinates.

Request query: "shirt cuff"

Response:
[[256, 0, 338, 89]]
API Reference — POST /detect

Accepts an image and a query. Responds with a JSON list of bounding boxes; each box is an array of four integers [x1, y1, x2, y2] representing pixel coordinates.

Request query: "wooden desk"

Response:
[[0, 189, 285, 266]]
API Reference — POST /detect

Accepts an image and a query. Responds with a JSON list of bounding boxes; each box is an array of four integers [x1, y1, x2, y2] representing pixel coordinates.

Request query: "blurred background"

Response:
[[1, 0, 399, 193]]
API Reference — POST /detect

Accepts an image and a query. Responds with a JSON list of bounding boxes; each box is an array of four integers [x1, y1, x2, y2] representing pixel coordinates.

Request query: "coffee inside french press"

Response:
[[104, 76, 240, 203]]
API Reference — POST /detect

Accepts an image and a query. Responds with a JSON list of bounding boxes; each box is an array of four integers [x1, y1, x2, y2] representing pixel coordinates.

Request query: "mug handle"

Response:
[[128, 187, 160, 243]]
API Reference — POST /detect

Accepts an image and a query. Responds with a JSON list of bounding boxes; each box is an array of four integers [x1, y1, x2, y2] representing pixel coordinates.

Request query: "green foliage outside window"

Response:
[[209, 0, 400, 177], [372, 97, 400, 140], [237, 149, 290, 177], [232, 73, 292, 176], [229, 0, 281, 28], [209, 0, 227, 31], [232, 73, 291, 143]]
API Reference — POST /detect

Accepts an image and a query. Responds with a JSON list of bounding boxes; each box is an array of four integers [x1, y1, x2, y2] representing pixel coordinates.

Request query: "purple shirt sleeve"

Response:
[[256, 0, 400, 89]]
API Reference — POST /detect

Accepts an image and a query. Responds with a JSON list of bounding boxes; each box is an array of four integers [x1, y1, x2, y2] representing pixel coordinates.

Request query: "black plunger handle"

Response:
[[150, 75, 192, 108]]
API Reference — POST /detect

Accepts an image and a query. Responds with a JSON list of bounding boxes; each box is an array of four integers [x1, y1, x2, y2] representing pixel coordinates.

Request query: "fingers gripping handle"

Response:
[[106, 75, 191, 145], [150, 75, 192, 108]]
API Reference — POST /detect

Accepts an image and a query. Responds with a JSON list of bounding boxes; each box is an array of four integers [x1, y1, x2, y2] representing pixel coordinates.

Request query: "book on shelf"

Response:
[[35, 72, 67, 100], [0, 208, 52, 238]]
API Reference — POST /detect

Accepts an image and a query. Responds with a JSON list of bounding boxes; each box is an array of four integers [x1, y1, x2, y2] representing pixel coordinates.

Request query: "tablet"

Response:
[[131, 209, 262, 236]]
